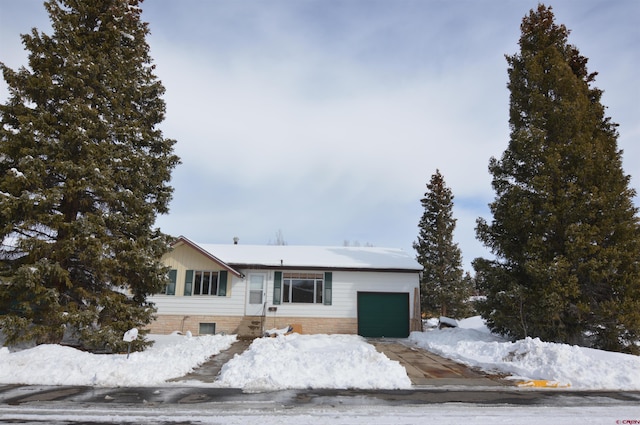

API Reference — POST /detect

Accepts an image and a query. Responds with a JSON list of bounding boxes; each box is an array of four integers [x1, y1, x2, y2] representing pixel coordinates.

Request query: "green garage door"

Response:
[[357, 292, 410, 338]]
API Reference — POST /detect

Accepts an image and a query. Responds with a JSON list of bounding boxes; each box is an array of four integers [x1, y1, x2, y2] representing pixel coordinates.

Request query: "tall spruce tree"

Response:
[[414, 170, 473, 319], [0, 0, 180, 352], [474, 4, 640, 353]]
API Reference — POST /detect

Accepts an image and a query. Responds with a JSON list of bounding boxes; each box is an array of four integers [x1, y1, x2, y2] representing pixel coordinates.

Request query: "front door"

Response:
[[246, 273, 266, 316]]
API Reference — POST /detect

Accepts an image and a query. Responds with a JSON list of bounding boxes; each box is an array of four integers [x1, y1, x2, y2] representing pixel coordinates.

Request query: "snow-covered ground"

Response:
[[0, 332, 236, 387], [1, 318, 640, 423], [0, 332, 410, 389], [410, 316, 640, 390], [2, 316, 639, 391], [215, 332, 411, 391]]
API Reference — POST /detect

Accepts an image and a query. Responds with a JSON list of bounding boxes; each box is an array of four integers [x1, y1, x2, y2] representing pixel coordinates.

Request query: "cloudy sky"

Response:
[[1, 0, 638, 271]]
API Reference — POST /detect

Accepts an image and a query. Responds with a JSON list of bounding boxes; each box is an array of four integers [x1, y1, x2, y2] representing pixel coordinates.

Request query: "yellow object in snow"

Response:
[[517, 379, 571, 388]]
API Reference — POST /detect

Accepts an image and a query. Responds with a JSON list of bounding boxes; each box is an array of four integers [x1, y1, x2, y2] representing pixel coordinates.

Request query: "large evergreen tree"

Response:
[[0, 0, 180, 352], [474, 4, 640, 353], [414, 170, 473, 319]]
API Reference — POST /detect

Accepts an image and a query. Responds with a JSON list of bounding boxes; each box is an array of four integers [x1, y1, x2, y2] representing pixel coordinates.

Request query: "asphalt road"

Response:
[[1, 384, 639, 407], [1, 385, 639, 424]]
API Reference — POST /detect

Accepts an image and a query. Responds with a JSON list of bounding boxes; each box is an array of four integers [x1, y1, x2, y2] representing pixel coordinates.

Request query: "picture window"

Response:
[[282, 272, 324, 304], [193, 271, 219, 296]]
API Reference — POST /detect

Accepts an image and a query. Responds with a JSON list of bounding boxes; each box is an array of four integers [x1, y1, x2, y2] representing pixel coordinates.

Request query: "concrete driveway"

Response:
[[369, 339, 511, 387]]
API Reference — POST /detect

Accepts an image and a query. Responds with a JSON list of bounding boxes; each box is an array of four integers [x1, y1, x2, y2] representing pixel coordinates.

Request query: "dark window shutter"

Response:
[[218, 270, 228, 296], [324, 272, 332, 305], [167, 269, 177, 295], [273, 271, 282, 305], [184, 270, 193, 296]]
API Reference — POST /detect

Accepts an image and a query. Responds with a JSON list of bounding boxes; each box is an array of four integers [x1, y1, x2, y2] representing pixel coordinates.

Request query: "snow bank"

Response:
[[409, 317, 640, 390], [215, 334, 411, 391], [0, 333, 236, 387], [1, 317, 639, 391]]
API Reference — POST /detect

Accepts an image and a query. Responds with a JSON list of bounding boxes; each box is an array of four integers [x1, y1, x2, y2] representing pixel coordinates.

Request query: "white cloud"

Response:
[[2, 0, 638, 270]]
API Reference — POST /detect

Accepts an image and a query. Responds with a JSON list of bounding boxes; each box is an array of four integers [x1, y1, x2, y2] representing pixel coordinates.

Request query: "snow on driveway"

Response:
[[215, 333, 411, 390]]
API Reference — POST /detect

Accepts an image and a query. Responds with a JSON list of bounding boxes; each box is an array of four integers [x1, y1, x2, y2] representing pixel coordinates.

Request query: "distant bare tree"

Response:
[[269, 229, 287, 246], [343, 240, 374, 247]]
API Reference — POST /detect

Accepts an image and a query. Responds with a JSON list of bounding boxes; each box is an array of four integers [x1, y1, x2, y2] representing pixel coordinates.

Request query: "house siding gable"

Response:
[[161, 243, 235, 297]]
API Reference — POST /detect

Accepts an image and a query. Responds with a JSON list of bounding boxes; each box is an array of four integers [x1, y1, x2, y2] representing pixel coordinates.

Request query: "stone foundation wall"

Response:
[[147, 315, 244, 336], [149, 315, 358, 336], [264, 316, 358, 334]]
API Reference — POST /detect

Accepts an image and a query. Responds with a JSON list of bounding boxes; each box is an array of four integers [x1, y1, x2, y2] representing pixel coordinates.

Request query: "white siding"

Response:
[[150, 274, 246, 316], [258, 269, 419, 319]]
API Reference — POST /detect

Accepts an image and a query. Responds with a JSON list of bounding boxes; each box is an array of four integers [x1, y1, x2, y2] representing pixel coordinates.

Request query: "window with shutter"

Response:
[[219, 270, 228, 296], [273, 271, 282, 305], [166, 269, 177, 295], [184, 270, 193, 296], [324, 272, 332, 305]]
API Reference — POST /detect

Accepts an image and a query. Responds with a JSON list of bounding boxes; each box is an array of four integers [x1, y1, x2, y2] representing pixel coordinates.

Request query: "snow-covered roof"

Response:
[[178, 237, 421, 272]]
